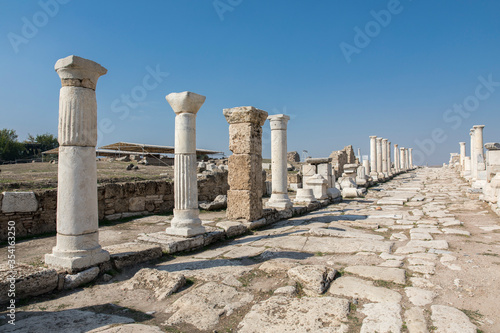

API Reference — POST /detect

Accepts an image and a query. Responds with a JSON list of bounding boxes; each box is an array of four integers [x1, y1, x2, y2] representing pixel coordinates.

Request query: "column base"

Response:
[[45, 247, 109, 272], [266, 194, 293, 209], [166, 209, 205, 237]]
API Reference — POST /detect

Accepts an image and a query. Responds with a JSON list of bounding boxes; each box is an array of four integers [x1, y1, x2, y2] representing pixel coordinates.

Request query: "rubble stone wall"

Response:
[[0, 171, 228, 241]]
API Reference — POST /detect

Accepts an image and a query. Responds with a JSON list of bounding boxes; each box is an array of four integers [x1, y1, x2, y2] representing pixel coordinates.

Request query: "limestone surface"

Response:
[[287, 264, 337, 294]]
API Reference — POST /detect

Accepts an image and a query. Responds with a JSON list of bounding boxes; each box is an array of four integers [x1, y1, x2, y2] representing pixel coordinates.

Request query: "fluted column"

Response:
[[267, 114, 292, 209], [45, 55, 109, 271], [165, 91, 206, 237], [400, 147, 406, 171], [382, 138, 388, 174], [387, 140, 392, 175], [408, 148, 413, 169], [376, 138, 383, 178], [459, 142, 466, 171], [470, 128, 476, 180], [369, 136, 377, 177], [394, 144, 399, 173]]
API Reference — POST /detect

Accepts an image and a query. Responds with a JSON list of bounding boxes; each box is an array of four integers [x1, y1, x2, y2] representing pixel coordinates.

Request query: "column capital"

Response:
[[394, 144, 398, 147], [166, 91, 206, 115], [459, 142, 466, 145], [473, 125, 485, 130], [55, 55, 107, 90], [376, 137, 382, 142], [369, 135, 377, 139], [268, 114, 290, 130], [224, 106, 268, 126], [382, 138, 388, 143]]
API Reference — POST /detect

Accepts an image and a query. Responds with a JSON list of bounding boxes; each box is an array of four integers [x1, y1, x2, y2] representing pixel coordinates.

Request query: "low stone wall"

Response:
[[0, 171, 229, 241]]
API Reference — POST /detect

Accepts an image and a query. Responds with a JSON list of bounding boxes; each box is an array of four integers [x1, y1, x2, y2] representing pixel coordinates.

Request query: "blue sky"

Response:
[[1, 0, 499, 165]]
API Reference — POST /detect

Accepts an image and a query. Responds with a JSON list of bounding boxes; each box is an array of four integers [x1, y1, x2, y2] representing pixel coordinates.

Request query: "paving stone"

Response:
[[105, 242, 163, 269], [378, 260, 403, 268], [0, 310, 134, 333], [380, 253, 405, 261], [302, 236, 393, 254], [158, 258, 253, 282], [258, 259, 299, 273], [390, 232, 409, 241], [406, 240, 449, 250], [238, 296, 349, 333], [405, 287, 436, 306], [344, 265, 406, 284], [442, 228, 471, 236], [404, 307, 428, 333], [122, 268, 185, 300], [394, 246, 426, 254], [223, 245, 266, 258], [164, 282, 253, 331], [410, 232, 433, 240], [287, 265, 336, 294], [89, 324, 163, 333], [328, 276, 402, 303], [431, 305, 477, 333], [273, 285, 296, 296], [64, 267, 100, 290], [360, 302, 402, 333], [308, 227, 385, 240]]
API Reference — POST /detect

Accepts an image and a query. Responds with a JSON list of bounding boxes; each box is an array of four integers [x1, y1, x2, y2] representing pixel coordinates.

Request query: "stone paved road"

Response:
[[3, 167, 500, 332]]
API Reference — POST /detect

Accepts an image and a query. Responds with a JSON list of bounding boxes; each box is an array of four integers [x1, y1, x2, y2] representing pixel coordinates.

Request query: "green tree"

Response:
[[24, 132, 59, 157], [0, 129, 25, 161]]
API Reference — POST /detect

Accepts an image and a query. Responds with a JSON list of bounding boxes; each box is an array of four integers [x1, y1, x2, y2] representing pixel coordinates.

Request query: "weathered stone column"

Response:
[[459, 142, 466, 171], [387, 140, 392, 175], [224, 106, 268, 221], [45, 55, 109, 271], [369, 136, 377, 178], [165, 91, 206, 237], [474, 125, 486, 181], [470, 128, 476, 180], [376, 137, 383, 177], [267, 114, 292, 209], [408, 148, 413, 169], [405, 148, 410, 171], [400, 147, 406, 171], [382, 138, 388, 175], [394, 144, 399, 173]]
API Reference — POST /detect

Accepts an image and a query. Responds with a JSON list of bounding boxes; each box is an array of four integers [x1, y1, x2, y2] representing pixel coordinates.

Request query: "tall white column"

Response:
[[267, 114, 292, 209], [165, 91, 206, 237], [376, 137, 383, 177], [405, 148, 410, 170], [400, 147, 406, 171], [382, 138, 388, 174], [45, 55, 109, 271], [470, 128, 476, 180], [408, 148, 413, 169], [394, 144, 399, 173], [387, 140, 392, 175], [357, 148, 361, 162], [369, 136, 377, 177], [473, 125, 486, 184], [459, 142, 466, 170]]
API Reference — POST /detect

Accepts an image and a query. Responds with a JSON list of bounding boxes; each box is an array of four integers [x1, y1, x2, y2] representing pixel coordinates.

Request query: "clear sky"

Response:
[[1, 0, 499, 165]]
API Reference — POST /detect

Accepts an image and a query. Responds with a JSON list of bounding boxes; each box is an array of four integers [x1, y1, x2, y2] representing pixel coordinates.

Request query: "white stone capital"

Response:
[[166, 91, 206, 115]]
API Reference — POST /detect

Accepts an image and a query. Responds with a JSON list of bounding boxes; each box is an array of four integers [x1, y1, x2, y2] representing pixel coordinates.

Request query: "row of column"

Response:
[[369, 135, 414, 181]]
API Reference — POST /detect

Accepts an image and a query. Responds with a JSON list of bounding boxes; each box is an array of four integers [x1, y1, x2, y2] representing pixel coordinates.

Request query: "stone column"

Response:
[[394, 144, 399, 173], [400, 147, 406, 171], [357, 148, 361, 162], [266, 114, 292, 209], [376, 137, 383, 176], [165, 91, 206, 237], [381, 138, 388, 174], [224, 106, 268, 221], [45, 55, 109, 271], [470, 128, 476, 180], [369, 136, 377, 177], [408, 148, 413, 169], [387, 140, 392, 175], [362, 159, 370, 178], [459, 142, 466, 171], [473, 125, 486, 180], [405, 148, 410, 170]]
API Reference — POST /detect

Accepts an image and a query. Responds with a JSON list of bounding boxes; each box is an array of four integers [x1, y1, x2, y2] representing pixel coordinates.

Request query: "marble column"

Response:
[[369, 136, 377, 178], [45, 55, 109, 271], [376, 137, 383, 177], [405, 148, 410, 171], [394, 144, 399, 173], [473, 125, 487, 185], [470, 128, 476, 180], [224, 106, 268, 221], [387, 140, 392, 175], [266, 114, 292, 209], [165, 91, 206, 237], [400, 147, 406, 171], [459, 142, 466, 171], [408, 148, 413, 169], [382, 138, 388, 175]]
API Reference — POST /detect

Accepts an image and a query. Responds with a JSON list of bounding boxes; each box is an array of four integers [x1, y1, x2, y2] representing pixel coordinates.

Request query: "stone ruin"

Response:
[[287, 151, 300, 162]]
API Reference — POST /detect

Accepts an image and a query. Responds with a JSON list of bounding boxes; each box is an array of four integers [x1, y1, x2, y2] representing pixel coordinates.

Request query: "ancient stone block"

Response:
[[228, 154, 262, 191], [227, 190, 263, 221], [2, 192, 38, 213]]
